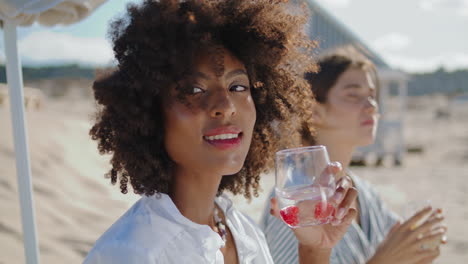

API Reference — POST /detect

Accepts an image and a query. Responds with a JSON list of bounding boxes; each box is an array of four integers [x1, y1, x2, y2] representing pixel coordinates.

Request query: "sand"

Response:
[[1, 93, 467, 263]]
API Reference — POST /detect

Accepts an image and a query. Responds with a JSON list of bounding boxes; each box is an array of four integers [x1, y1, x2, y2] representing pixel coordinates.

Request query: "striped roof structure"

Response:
[[305, 0, 391, 70]]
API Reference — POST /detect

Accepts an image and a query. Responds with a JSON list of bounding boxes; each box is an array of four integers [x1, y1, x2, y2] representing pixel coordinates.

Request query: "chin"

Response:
[[211, 155, 246, 176], [222, 163, 245, 176], [357, 135, 376, 147]]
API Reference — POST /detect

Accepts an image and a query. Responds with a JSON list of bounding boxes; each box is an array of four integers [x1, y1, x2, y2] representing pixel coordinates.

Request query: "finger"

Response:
[[330, 218, 342, 226], [388, 222, 401, 234], [335, 187, 358, 220], [331, 175, 352, 205], [270, 197, 281, 219], [419, 230, 445, 244], [411, 230, 445, 252], [418, 246, 441, 258], [401, 206, 433, 231], [414, 251, 440, 264], [320, 162, 343, 182], [327, 161, 343, 175], [317, 162, 343, 187], [413, 213, 444, 237], [338, 207, 357, 227], [425, 224, 447, 236], [335, 174, 351, 189], [427, 208, 443, 220], [433, 224, 448, 232], [424, 208, 443, 226], [411, 246, 440, 264], [427, 225, 449, 245], [441, 235, 448, 244]]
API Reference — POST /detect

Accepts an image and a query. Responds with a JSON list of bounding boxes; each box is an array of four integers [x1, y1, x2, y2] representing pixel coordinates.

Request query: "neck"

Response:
[[169, 167, 222, 226], [315, 130, 355, 178]]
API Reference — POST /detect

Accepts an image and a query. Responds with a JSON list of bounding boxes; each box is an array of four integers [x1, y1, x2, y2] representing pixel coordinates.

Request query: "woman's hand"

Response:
[[367, 207, 448, 264], [270, 162, 358, 249]]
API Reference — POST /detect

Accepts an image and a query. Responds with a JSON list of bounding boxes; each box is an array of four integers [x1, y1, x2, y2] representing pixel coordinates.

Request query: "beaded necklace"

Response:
[[213, 206, 227, 245]]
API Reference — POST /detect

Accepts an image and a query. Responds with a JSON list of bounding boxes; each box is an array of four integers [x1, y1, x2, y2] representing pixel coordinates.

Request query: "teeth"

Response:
[[205, 133, 239, 141]]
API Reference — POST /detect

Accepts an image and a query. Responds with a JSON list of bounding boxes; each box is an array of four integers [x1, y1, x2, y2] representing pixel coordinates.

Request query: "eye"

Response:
[[230, 85, 247, 92], [345, 93, 363, 103], [191, 87, 205, 94], [347, 93, 360, 99]]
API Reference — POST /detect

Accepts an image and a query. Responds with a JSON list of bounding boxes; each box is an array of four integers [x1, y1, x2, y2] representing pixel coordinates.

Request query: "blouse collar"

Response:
[[144, 193, 225, 261], [216, 194, 259, 262]]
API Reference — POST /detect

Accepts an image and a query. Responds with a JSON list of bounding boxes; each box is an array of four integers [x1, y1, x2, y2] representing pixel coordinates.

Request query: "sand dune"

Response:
[[1, 99, 140, 263], [1, 95, 467, 263]]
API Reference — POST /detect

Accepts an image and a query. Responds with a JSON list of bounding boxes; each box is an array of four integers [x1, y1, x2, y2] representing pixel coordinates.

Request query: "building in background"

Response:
[[306, 0, 409, 166]]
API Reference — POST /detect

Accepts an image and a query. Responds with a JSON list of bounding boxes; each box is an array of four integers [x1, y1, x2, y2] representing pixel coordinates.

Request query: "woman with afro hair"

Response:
[[84, 0, 358, 263]]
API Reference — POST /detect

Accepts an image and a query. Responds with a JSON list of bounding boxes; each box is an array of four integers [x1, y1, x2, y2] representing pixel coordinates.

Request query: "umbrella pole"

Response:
[[4, 21, 40, 264]]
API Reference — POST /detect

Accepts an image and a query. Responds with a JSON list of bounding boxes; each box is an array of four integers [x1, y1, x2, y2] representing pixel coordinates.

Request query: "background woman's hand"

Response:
[[270, 162, 358, 249], [367, 207, 448, 264]]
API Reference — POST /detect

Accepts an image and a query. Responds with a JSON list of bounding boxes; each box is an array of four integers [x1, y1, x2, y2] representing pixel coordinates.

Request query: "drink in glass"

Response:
[[275, 145, 336, 228]]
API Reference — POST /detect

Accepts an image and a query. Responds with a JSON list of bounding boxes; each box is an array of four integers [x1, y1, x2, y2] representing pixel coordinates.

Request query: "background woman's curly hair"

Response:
[[90, 0, 317, 199]]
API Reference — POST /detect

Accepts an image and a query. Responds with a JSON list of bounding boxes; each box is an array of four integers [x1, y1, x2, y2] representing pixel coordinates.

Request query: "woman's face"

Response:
[[318, 67, 378, 147], [163, 48, 256, 177]]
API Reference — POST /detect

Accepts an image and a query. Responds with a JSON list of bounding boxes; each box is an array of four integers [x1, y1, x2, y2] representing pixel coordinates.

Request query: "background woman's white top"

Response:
[[84, 193, 273, 264]]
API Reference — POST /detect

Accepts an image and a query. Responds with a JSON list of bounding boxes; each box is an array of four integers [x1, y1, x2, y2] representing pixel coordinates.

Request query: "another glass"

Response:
[[275, 145, 336, 228]]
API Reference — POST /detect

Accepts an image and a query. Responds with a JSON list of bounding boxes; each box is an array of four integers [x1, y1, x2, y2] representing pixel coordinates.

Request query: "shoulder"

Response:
[[348, 172, 382, 202], [85, 195, 185, 262], [83, 240, 154, 264], [349, 171, 401, 224]]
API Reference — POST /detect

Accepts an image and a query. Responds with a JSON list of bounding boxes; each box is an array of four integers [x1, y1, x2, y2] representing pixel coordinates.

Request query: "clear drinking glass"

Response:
[[275, 145, 336, 228]]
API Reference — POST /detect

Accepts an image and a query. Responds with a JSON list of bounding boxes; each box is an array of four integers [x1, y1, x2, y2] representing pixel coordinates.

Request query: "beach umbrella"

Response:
[[0, 1, 106, 263]]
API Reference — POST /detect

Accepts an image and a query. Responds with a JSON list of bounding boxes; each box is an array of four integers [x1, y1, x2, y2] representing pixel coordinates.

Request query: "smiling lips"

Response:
[[361, 119, 375, 126], [203, 126, 243, 150]]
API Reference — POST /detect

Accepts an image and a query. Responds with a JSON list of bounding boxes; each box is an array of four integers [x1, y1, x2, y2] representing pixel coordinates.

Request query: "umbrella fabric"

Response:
[[0, 0, 106, 26]]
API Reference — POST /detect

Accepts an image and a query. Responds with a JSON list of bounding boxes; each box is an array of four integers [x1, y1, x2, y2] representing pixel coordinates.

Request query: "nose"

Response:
[[364, 96, 378, 114], [209, 90, 236, 118]]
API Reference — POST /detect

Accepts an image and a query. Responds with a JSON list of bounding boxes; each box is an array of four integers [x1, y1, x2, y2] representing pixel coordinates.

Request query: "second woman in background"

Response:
[[261, 52, 448, 264]]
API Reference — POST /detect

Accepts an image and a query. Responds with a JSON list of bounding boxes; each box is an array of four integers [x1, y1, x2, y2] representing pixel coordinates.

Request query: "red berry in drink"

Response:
[[280, 205, 299, 226], [314, 201, 335, 221]]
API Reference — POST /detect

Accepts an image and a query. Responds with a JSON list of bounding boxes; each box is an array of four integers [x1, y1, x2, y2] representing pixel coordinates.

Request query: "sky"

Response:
[[0, 0, 467, 73]]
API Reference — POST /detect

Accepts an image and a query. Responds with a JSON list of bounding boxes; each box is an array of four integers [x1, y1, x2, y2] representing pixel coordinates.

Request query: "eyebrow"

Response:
[[192, 69, 247, 81], [344, 84, 377, 95], [343, 84, 362, 89], [193, 71, 210, 80], [225, 69, 248, 80]]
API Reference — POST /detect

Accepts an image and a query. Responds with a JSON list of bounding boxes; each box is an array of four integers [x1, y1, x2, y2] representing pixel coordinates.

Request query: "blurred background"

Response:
[[1, 0, 467, 263]]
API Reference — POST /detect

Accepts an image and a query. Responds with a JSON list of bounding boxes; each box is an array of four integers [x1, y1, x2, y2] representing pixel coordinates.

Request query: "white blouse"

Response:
[[83, 193, 274, 264]]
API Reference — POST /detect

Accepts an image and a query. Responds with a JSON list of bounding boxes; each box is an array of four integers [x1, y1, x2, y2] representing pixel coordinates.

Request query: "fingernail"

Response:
[[336, 208, 346, 219], [441, 235, 448, 244], [333, 190, 344, 202], [331, 161, 342, 170]]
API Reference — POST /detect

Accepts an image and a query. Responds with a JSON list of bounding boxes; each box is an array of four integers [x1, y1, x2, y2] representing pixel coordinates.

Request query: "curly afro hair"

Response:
[[90, 0, 317, 199]]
